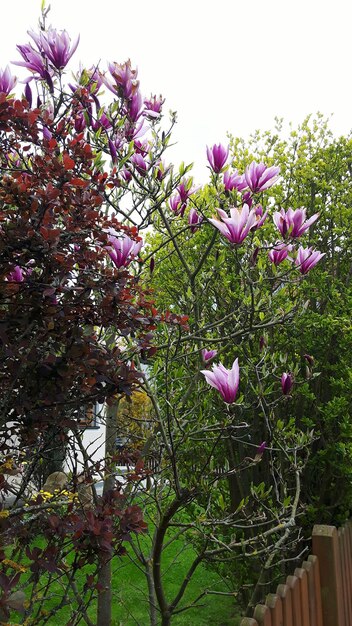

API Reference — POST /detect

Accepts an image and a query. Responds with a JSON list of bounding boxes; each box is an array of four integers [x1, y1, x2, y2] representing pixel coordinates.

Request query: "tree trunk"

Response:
[[146, 560, 158, 626], [96, 401, 118, 626]]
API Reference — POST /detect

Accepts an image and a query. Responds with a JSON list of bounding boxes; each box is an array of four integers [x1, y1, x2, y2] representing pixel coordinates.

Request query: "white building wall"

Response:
[[64, 403, 106, 475]]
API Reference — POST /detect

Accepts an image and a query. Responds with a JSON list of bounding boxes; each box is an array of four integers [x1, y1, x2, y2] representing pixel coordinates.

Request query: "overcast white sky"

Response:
[[2, 0, 351, 182]]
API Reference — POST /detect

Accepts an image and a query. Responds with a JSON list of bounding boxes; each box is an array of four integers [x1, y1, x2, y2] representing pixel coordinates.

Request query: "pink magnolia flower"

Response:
[[242, 191, 253, 208], [38, 27, 80, 70], [106, 234, 143, 268], [256, 441, 267, 455], [201, 348, 218, 363], [268, 242, 292, 266], [295, 246, 325, 275], [0, 66, 17, 94], [144, 94, 164, 119], [15, 42, 50, 81], [7, 265, 33, 283], [24, 82, 32, 106], [223, 169, 247, 192], [281, 373, 293, 395], [244, 161, 280, 193], [188, 208, 203, 233], [7, 266, 24, 282], [105, 60, 139, 99], [134, 140, 150, 156], [169, 195, 185, 216], [206, 143, 229, 173], [177, 179, 199, 203], [131, 153, 149, 176], [74, 113, 86, 133], [153, 160, 171, 182], [127, 89, 143, 122], [252, 204, 268, 230], [91, 112, 112, 132], [208, 204, 257, 245], [273, 207, 319, 238], [120, 167, 132, 183], [201, 359, 240, 404]]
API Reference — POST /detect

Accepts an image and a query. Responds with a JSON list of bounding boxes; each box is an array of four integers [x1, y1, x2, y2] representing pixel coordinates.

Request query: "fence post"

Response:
[[266, 594, 283, 626], [294, 568, 310, 626], [286, 575, 302, 626], [253, 604, 272, 626], [303, 557, 323, 626], [312, 524, 344, 626], [345, 523, 352, 624], [277, 583, 293, 626]]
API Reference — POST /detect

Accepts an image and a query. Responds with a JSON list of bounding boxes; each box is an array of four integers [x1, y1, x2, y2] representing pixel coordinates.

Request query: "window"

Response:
[[77, 404, 100, 429]]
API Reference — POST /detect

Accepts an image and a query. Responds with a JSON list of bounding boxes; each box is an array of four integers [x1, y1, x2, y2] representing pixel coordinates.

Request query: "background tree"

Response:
[[124, 146, 326, 621], [228, 115, 352, 526]]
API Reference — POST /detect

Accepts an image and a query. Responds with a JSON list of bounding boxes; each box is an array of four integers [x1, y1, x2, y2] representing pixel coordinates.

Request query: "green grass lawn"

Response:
[[108, 538, 240, 626], [7, 534, 242, 625]]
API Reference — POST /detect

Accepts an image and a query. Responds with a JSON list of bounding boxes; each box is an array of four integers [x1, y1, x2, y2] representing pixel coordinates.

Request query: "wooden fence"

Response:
[[240, 522, 352, 626]]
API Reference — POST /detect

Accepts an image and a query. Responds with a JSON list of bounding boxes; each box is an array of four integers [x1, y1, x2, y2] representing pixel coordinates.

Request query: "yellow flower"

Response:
[[0, 510, 10, 519]]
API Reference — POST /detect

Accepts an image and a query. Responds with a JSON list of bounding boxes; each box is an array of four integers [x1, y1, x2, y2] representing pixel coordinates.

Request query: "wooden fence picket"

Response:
[[239, 520, 352, 626]]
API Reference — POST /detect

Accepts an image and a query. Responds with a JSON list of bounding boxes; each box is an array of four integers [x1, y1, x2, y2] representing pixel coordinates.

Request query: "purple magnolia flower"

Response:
[[108, 139, 118, 162], [188, 208, 203, 233], [105, 60, 139, 99], [169, 195, 184, 216], [273, 207, 319, 238], [131, 152, 149, 176], [244, 161, 280, 193], [242, 190, 253, 208], [91, 112, 112, 132], [0, 66, 17, 94], [7, 264, 33, 283], [42, 126, 53, 141], [39, 28, 80, 70], [295, 246, 325, 275], [7, 265, 24, 283], [120, 167, 132, 183], [268, 242, 292, 266], [223, 169, 247, 192], [153, 160, 171, 182], [208, 204, 257, 245], [127, 89, 143, 122], [201, 348, 218, 363], [201, 359, 240, 404], [24, 82, 32, 107], [106, 234, 143, 268], [256, 441, 267, 455], [15, 42, 49, 81], [177, 179, 199, 203], [144, 94, 164, 119], [134, 139, 150, 155], [149, 257, 155, 275], [252, 204, 268, 230], [206, 143, 229, 173], [281, 372, 293, 395]]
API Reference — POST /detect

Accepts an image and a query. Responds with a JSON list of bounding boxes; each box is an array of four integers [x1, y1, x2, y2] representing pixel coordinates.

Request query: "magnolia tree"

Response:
[[133, 146, 325, 621], [0, 10, 326, 626]]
